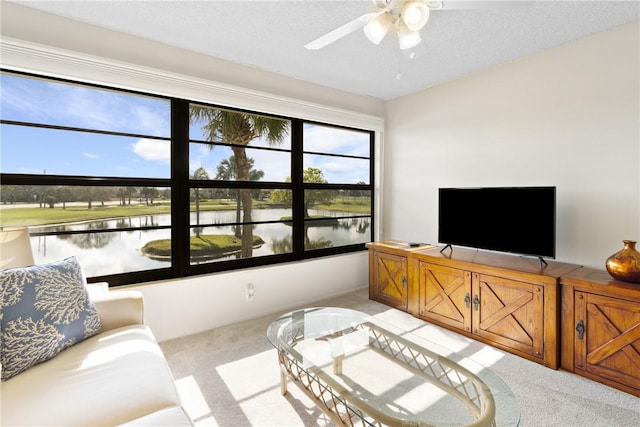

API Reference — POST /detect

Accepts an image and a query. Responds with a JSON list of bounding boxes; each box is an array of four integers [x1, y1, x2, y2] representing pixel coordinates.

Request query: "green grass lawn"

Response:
[[0, 198, 371, 227], [0, 201, 236, 227], [314, 201, 371, 213], [141, 234, 265, 260], [0, 204, 168, 227]]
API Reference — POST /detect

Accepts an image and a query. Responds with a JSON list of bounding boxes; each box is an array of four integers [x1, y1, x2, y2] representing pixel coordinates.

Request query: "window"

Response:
[[1, 72, 173, 284], [187, 104, 293, 264], [0, 71, 374, 285], [302, 124, 372, 251]]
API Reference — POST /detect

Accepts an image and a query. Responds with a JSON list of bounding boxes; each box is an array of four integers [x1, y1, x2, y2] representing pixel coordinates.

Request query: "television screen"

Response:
[[438, 186, 556, 259]]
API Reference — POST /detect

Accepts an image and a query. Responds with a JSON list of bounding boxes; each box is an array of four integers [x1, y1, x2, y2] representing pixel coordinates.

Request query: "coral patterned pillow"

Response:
[[0, 257, 102, 381]]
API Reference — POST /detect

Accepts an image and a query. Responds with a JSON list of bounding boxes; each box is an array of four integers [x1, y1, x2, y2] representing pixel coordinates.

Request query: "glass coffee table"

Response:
[[267, 307, 520, 427]]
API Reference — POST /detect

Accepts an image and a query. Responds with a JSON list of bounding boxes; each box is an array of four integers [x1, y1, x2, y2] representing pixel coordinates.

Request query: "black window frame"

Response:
[[0, 70, 375, 286]]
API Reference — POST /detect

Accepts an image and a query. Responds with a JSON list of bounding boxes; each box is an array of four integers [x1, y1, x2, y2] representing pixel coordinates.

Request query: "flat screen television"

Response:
[[438, 186, 556, 259]]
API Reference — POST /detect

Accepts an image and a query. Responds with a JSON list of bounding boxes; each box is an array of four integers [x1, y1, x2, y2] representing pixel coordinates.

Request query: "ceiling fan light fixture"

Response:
[[401, 1, 430, 31], [398, 25, 422, 50], [363, 12, 393, 44]]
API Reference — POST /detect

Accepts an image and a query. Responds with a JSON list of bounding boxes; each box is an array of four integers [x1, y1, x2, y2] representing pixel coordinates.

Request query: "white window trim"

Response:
[[0, 37, 384, 132]]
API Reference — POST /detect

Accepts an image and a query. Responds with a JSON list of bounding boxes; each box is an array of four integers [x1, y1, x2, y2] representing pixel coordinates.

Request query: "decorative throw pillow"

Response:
[[0, 256, 102, 381]]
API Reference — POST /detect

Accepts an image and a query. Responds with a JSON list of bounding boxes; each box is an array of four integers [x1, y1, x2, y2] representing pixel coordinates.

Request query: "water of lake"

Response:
[[30, 209, 371, 276]]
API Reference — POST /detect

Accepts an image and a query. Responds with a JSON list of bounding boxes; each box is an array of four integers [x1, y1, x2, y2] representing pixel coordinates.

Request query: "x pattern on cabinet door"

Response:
[[423, 269, 467, 321], [419, 263, 471, 332], [374, 253, 407, 308], [576, 293, 640, 386], [379, 258, 403, 297], [474, 274, 544, 358]]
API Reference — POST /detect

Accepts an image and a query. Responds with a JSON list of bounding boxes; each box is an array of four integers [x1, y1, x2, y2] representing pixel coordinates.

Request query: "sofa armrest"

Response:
[[92, 291, 145, 332]]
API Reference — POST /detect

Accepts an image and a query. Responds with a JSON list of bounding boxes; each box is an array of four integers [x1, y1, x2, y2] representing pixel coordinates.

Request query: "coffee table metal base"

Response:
[[273, 316, 496, 427]]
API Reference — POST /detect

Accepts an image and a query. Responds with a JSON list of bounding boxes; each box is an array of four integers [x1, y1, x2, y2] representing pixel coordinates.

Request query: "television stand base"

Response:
[[439, 244, 452, 254]]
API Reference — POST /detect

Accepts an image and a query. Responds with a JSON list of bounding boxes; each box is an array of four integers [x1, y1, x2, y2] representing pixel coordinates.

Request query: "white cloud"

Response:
[[304, 124, 369, 157], [250, 149, 290, 182], [304, 156, 369, 184], [2, 74, 169, 136], [189, 144, 218, 177], [18, 167, 43, 174], [132, 138, 170, 163], [83, 152, 98, 159], [133, 104, 170, 137]]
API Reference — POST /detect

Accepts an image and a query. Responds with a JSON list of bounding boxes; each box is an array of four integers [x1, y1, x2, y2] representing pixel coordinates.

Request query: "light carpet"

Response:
[[160, 288, 640, 426]]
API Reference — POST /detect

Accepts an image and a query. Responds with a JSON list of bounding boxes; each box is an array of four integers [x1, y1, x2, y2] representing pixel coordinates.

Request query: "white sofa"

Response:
[[1, 288, 193, 426]]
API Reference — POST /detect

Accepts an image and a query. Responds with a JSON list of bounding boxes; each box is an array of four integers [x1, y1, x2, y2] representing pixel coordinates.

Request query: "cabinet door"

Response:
[[417, 262, 472, 332], [370, 251, 408, 310], [473, 273, 544, 360], [574, 292, 640, 393]]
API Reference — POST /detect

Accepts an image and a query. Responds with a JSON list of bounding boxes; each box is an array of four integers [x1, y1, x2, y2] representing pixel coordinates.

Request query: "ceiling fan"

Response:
[[305, 0, 444, 50], [305, 0, 523, 51]]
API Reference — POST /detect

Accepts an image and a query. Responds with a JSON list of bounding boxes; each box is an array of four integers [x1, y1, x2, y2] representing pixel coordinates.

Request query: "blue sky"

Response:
[[1, 73, 370, 183]]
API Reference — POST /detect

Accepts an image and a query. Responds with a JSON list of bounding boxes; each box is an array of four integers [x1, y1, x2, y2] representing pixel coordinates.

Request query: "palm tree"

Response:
[[216, 155, 265, 237], [192, 167, 210, 236], [190, 106, 289, 257]]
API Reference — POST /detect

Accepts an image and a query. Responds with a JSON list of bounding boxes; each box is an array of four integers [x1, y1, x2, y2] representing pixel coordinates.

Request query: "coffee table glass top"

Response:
[[267, 307, 521, 427]]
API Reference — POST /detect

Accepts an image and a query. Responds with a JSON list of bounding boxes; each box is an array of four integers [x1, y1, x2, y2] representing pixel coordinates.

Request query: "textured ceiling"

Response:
[[7, 0, 640, 100]]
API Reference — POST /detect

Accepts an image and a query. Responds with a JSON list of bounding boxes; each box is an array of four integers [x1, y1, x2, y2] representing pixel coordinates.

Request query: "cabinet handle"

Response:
[[464, 293, 471, 308], [576, 319, 585, 340], [402, 276, 407, 289], [473, 295, 479, 311]]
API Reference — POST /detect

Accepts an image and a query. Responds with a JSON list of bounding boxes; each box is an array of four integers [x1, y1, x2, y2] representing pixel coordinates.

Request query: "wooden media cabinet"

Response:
[[368, 241, 581, 369], [368, 241, 640, 395]]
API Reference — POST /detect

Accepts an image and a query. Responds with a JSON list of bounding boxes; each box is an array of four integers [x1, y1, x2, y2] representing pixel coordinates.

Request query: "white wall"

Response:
[[384, 23, 640, 270], [121, 252, 369, 342]]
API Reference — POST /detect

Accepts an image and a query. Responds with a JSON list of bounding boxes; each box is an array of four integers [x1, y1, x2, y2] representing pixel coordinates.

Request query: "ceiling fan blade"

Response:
[[305, 12, 380, 50]]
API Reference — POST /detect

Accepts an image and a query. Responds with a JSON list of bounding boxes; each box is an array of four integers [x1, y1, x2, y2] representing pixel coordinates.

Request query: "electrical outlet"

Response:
[[246, 283, 254, 301]]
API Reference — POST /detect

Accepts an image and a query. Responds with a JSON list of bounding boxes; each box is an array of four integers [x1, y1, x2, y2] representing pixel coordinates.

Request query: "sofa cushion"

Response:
[[0, 256, 102, 380], [1, 324, 183, 426]]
